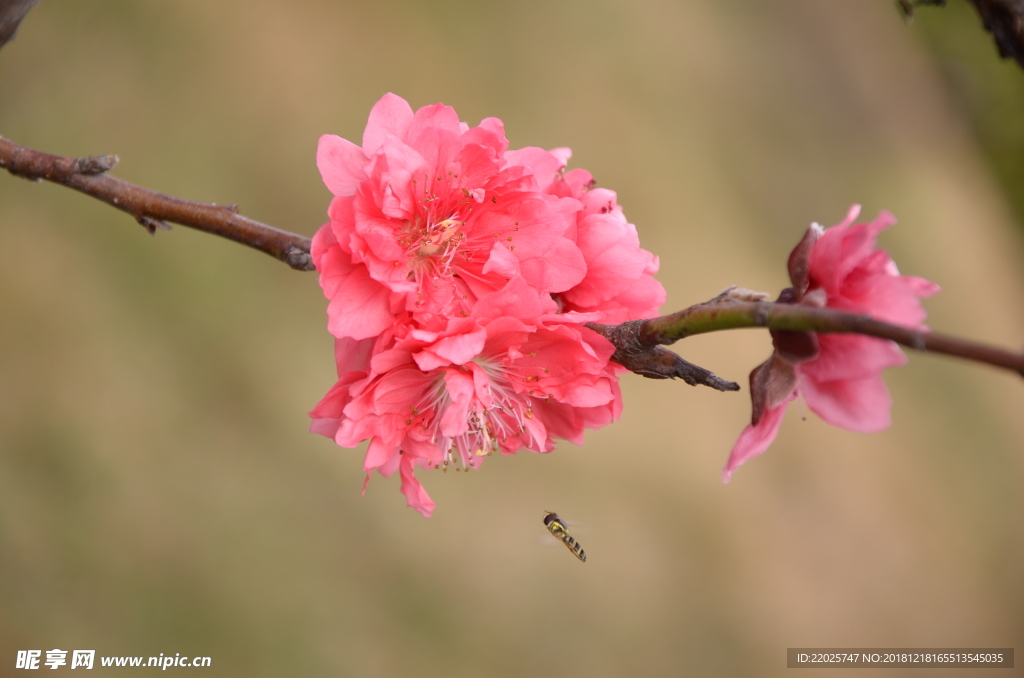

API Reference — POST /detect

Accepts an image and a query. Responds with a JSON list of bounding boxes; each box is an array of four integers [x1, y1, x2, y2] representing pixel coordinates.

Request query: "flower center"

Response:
[[396, 215, 469, 295], [416, 218, 464, 257], [410, 361, 540, 472]]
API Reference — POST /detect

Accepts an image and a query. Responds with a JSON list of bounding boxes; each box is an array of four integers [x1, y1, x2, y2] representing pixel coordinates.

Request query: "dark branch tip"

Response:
[[585, 321, 738, 390], [0, 0, 40, 50], [284, 246, 315, 272]]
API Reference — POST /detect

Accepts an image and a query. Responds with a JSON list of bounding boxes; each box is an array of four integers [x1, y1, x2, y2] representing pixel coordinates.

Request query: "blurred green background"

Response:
[[1, 1, 1022, 676]]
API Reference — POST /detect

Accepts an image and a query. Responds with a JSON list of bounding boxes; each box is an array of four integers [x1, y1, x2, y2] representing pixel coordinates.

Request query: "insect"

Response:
[[543, 511, 587, 563]]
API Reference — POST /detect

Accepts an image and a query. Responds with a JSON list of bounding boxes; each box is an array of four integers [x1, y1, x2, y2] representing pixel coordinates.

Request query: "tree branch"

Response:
[[584, 321, 740, 391], [3, 141, 1021, 384], [904, 0, 1024, 70], [589, 300, 1024, 379], [966, 0, 1024, 67], [0, 0, 39, 49], [0, 136, 314, 271]]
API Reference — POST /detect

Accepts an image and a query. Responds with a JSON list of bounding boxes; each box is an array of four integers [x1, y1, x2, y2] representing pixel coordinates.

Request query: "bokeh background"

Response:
[[1, 1, 1022, 676]]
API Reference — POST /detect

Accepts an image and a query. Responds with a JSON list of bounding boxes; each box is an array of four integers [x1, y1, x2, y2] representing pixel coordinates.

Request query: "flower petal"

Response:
[[317, 134, 368, 197], [399, 456, 436, 517], [801, 374, 893, 433], [723, 393, 795, 483], [799, 334, 906, 382], [324, 265, 394, 340], [362, 92, 415, 155]]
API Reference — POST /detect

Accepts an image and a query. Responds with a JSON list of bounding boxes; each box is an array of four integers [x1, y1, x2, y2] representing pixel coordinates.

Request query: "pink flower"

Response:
[[312, 93, 587, 340], [504, 146, 666, 323], [310, 94, 664, 515], [310, 278, 621, 517], [723, 205, 940, 481]]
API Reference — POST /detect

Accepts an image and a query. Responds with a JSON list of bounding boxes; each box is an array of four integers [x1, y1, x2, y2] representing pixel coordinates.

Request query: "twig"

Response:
[[0, 0, 39, 49], [904, 0, 1024, 70], [589, 300, 1024, 379], [585, 321, 740, 391], [0, 136, 314, 271], [966, 0, 1024, 67], [2, 143, 1021, 383]]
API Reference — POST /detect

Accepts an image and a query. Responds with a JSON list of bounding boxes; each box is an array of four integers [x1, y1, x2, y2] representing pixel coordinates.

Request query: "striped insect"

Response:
[[543, 511, 587, 563]]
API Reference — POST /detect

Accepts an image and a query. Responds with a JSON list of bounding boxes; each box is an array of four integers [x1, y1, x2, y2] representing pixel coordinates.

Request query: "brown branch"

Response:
[[2, 142, 1019, 384], [590, 300, 1024, 380], [586, 321, 740, 391], [966, 0, 1024, 67], [904, 0, 1024, 70], [0, 136, 314, 271], [0, 0, 39, 49], [0, 133, 736, 389]]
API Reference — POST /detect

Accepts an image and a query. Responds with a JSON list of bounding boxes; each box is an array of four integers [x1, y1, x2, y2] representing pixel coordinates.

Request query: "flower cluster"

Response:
[[724, 205, 940, 481], [310, 94, 665, 516]]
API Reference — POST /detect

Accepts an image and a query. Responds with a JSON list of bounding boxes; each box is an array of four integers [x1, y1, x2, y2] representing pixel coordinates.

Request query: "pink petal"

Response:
[[370, 367, 433, 413], [334, 336, 374, 378], [364, 436, 397, 470], [562, 213, 647, 308], [799, 334, 906, 382], [362, 93, 414, 155], [438, 370, 474, 437], [317, 134, 368, 197], [323, 264, 394, 341], [819, 209, 896, 295], [452, 140, 503, 191], [548, 147, 572, 167], [807, 205, 866, 293], [519, 236, 587, 294], [481, 239, 522, 279], [903, 276, 941, 298], [559, 380, 614, 408], [841, 204, 863, 225], [313, 230, 396, 341], [532, 400, 585, 445], [399, 457, 436, 517], [472, 117, 509, 152], [474, 275, 557, 324], [722, 394, 795, 483], [504, 146, 566, 190], [377, 451, 401, 478], [471, 191, 572, 270], [346, 203, 411, 294], [433, 327, 488, 365], [558, 168, 594, 198], [838, 270, 931, 327], [308, 380, 352, 439], [371, 137, 428, 220], [310, 219, 338, 263], [590, 273, 666, 323], [414, 327, 488, 370], [578, 187, 621, 219], [800, 374, 893, 433], [404, 103, 464, 175], [369, 346, 417, 375], [325, 195, 358, 250], [309, 416, 342, 438]]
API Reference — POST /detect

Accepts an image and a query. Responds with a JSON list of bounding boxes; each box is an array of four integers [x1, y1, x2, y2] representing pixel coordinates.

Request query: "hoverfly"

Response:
[[543, 511, 587, 563]]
